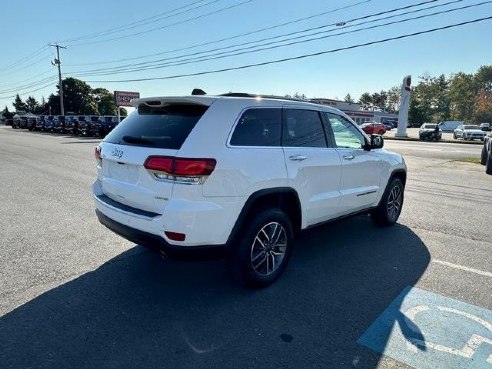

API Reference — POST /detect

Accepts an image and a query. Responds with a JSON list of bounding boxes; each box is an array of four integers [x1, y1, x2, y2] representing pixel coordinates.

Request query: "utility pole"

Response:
[[50, 44, 67, 115]]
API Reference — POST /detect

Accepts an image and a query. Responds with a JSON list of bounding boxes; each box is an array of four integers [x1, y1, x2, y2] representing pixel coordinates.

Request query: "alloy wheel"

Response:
[[250, 222, 287, 276], [387, 185, 403, 222]]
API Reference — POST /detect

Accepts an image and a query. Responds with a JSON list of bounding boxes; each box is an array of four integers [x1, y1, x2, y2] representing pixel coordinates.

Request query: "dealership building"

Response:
[[309, 98, 398, 125]]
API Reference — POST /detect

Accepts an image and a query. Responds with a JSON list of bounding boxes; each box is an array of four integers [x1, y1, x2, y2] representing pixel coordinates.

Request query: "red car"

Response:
[[360, 122, 387, 135]]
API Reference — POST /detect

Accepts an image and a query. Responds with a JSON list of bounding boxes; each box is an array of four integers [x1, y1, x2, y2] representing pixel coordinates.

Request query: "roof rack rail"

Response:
[[219, 92, 310, 103]]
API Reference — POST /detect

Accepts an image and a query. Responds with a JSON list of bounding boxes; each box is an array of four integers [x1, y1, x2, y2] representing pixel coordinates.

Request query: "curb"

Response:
[[384, 136, 484, 145]]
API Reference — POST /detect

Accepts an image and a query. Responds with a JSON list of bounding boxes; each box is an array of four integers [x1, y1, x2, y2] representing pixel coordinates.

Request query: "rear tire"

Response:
[[228, 208, 293, 288], [486, 151, 492, 175], [481, 146, 487, 165], [371, 178, 404, 226]]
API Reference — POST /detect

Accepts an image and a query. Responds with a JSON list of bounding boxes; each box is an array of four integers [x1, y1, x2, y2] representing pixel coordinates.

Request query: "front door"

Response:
[[323, 112, 382, 214]]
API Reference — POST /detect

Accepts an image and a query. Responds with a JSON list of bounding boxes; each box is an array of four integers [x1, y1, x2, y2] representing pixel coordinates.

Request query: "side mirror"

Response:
[[369, 134, 384, 150]]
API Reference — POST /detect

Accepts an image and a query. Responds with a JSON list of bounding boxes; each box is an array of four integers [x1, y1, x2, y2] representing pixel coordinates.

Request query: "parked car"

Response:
[[52, 115, 66, 133], [97, 116, 121, 137], [19, 116, 28, 129], [453, 125, 486, 140], [93, 93, 406, 287], [12, 116, 20, 129], [419, 123, 442, 141], [43, 115, 55, 132], [27, 117, 38, 131], [64, 115, 79, 134], [360, 122, 387, 135], [481, 133, 492, 175], [77, 116, 90, 136], [480, 122, 490, 131], [35, 116, 45, 131], [88, 115, 102, 137], [383, 122, 394, 130], [439, 121, 463, 132]]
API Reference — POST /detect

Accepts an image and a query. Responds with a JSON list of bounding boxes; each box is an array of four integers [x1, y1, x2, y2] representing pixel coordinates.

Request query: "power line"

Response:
[[70, 0, 475, 77], [65, 0, 374, 67], [86, 16, 492, 83], [68, 0, 442, 74], [61, 0, 219, 44], [0, 45, 49, 73], [68, 0, 254, 46], [0, 75, 58, 94], [0, 79, 57, 100], [0, 69, 54, 87], [0, 49, 52, 77]]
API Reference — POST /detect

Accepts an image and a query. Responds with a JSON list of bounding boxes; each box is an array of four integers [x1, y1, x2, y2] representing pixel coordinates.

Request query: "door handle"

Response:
[[289, 155, 307, 161], [343, 154, 355, 161]]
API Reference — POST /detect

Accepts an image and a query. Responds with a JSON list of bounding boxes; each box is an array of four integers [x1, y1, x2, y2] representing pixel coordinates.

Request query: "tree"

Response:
[[344, 93, 354, 103], [432, 74, 450, 122], [293, 92, 307, 100], [474, 65, 492, 92], [25, 96, 39, 113], [35, 97, 48, 114], [60, 77, 98, 115], [47, 93, 60, 115], [448, 72, 475, 121], [473, 90, 492, 123], [2, 106, 14, 119], [386, 86, 400, 113], [359, 92, 373, 110], [93, 87, 116, 115], [13, 94, 27, 112], [371, 90, 388, 111], [408, 93, 426, 125]]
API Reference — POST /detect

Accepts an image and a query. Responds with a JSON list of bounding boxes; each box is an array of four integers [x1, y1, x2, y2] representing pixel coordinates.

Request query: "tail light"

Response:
[[94, 146, 102, 163], [144, 156, 216, 184]]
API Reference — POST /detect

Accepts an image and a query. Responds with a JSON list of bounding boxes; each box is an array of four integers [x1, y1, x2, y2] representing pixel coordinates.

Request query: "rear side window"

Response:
[[104, 104, 208, 150], [282, 109, 327, 148], [230, 108, 281, 147]]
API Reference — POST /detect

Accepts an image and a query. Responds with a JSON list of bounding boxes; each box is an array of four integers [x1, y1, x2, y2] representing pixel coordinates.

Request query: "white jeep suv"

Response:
[[93, 93, 406, 286]]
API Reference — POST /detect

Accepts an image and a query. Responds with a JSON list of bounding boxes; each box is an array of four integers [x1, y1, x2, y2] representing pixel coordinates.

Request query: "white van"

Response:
[[439, 121, 463, 132]]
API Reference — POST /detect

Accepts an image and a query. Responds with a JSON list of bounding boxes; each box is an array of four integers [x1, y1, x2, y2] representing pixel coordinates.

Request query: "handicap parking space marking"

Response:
[[358, 287, 492, 369]]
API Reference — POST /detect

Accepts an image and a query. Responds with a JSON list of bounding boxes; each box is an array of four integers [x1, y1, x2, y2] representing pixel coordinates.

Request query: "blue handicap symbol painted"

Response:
[[358, 286, 492, 369]]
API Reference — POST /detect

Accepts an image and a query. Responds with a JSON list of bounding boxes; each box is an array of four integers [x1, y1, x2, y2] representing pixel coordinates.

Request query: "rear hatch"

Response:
[[98, 98, 213, 214]]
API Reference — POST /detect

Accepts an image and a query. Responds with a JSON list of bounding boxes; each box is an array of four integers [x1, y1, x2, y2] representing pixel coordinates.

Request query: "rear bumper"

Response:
[[96, 209, 226, 259]]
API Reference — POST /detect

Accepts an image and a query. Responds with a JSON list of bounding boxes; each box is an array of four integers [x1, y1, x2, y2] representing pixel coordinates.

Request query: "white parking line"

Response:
[[432, 259, 492, 278]]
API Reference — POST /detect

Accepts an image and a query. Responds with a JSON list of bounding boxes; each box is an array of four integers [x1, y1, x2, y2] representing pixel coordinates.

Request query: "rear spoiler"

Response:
[[131, 95, 216, 108]]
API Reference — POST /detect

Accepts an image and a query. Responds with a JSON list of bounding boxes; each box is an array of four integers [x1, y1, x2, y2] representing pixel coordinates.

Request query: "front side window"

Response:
[[230, 108, 281, 147], [324, 113, 366, 149], [282, 109, 327, 148]]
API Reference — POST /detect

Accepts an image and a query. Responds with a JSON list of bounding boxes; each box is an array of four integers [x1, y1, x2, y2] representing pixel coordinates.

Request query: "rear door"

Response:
[[98, 102, 210, 214], [323, 112, 382, 213], [282, 107, 342, 227]]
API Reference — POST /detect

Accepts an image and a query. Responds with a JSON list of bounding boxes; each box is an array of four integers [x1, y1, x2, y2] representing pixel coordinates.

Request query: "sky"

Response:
[[1, 0, 491, 112]]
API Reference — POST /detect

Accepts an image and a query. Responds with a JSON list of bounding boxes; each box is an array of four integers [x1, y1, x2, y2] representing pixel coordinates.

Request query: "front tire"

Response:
[[229, 208, 293, 287], [371, 178, 404, 226]]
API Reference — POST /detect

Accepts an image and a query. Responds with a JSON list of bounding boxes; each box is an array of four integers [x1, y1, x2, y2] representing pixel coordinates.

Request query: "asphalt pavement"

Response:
[[0, 126, 490, 369]]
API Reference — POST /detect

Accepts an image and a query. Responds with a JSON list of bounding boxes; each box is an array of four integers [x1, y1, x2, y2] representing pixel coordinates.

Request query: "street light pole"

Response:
[[50, 44, 67, 115]]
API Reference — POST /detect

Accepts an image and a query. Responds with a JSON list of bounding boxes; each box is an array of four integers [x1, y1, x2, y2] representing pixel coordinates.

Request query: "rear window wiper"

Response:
[[121, 136, 156, 145]]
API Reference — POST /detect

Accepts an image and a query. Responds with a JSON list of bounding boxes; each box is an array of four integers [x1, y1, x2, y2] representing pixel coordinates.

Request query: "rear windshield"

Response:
[[423, 124, 437, 129], [104, 103, 208, 150], [464, 125, 479, 129]]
